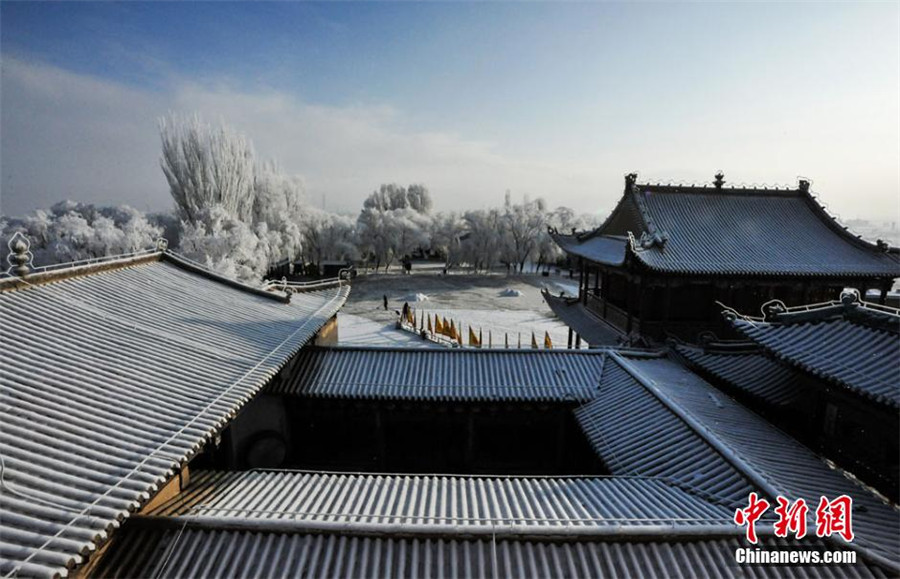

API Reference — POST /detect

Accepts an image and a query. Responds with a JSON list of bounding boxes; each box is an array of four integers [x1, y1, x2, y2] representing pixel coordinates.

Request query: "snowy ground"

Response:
[[337, 313, 442, 348], [337, 269, 583, 348]]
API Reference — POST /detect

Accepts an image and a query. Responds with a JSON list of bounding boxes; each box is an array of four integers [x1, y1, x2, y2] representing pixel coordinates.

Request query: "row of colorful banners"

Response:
[[400, 303, 553, 349]]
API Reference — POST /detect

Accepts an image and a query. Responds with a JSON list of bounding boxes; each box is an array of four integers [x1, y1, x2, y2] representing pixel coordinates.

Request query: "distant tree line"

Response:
[[1, 115, 599, 282]]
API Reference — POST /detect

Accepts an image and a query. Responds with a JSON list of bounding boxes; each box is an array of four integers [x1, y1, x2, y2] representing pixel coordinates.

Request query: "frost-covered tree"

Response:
[[405, 184, 433, 214], [0, 201, 162, 268], [388, 208, 432, 263], [159, 114, 319, 281], [460, 208, 504, 273], [362, 184, 433, 215], [177, 205, 272, 282], [501, 192, 547, 273], [356, 206, 392, 271], [357, 184, 434, 271], [253, 162, 307, 263], [301, 210, 358, 271], [159, 114, 257, 223], [430, 212, 466, 268]]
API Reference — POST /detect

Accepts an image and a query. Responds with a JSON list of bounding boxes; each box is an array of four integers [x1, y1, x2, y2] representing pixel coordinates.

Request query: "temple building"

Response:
[[546, 173, 900, 345], [2, 237, 898, 578], [675, 291, 900, 501]]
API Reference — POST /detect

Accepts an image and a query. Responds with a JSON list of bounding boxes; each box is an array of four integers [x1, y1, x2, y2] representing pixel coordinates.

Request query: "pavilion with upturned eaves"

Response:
[[545, 172, 900, 344]]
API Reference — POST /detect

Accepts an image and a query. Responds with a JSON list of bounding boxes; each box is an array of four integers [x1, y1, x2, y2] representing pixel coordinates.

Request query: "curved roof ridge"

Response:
[[636, 182, 803, 196], [577, 175, 649, 241], [801, 189, 900, 254], [0, 241, 298, 303], [725, 294, 900, 330], [161, 251, 291, 303], [608, 352, 900, 572]]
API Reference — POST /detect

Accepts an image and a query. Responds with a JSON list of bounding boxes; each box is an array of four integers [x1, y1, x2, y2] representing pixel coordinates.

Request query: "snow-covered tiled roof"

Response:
[[270, 346, 607, 402], [575, 352, 900, 571], [728, 298, 900, 409], [90, 470, 889, 578], [146, 470, 733, 529], [554, 179, 900, 277], [0, 251, 348, 578]]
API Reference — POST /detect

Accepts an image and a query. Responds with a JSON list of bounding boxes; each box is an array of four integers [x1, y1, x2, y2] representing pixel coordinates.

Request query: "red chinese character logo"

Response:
[[815, 495, 854, 542], [774, 496, 808, 539], [734, 492, 770, 544]]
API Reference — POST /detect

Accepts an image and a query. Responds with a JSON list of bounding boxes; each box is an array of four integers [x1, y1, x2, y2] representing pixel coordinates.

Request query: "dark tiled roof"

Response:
[[269, 346, 605, 402], [554, 181, 900, 277], [672, 343, 803, 406], [604, 352, 900, 569], [550, 233, 627, 266], [729, 300, 900, 408], [574, 358, 756, 507], [90, 527, 884, 579], [541, 290, 625, 346], [0, 253, 349, 578], [148, 470, 733, 528]]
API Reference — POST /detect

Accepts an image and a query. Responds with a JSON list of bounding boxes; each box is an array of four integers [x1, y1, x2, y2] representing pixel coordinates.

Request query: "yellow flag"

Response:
[[531, 332, 538, 349], [435, 316, 443, 335], [450, 319, 457, 339], [427, 314, 433, 334], [469, 326, 480, 347], [544, 331, 553, 349]]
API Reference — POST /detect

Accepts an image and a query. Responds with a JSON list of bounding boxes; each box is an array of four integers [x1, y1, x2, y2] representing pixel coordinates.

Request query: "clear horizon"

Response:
[[1, 1, 898, 221]]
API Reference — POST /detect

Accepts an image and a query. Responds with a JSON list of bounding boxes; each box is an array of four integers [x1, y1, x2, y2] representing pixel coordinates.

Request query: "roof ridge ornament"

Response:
[[840, 288, 861, 307], [761, 299, 787, 321], [713, 171, 725, 189], [631, 230, 669, 251], [6, 232, 33, 277], [155, 237, 169, 252]]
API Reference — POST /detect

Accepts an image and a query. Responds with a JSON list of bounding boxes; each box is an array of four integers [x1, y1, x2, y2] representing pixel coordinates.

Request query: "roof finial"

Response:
[[840, 288, 860, 306], [798, 178, 811, 193], [7, 232, 33, 277], [713, 171, 725, 189], [625, 173, 638, 188]]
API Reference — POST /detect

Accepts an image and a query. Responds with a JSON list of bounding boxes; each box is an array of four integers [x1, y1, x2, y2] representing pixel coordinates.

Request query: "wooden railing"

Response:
[[584, 293, 631, 333]]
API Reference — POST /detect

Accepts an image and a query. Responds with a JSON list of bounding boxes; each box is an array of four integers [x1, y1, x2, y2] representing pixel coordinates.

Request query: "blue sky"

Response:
[[2, 2, 898, 219]]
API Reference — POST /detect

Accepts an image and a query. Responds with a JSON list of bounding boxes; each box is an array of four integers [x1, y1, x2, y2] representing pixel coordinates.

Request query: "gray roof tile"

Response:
[[271, 346, 606, 402], [0, 255, 348, 578]]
